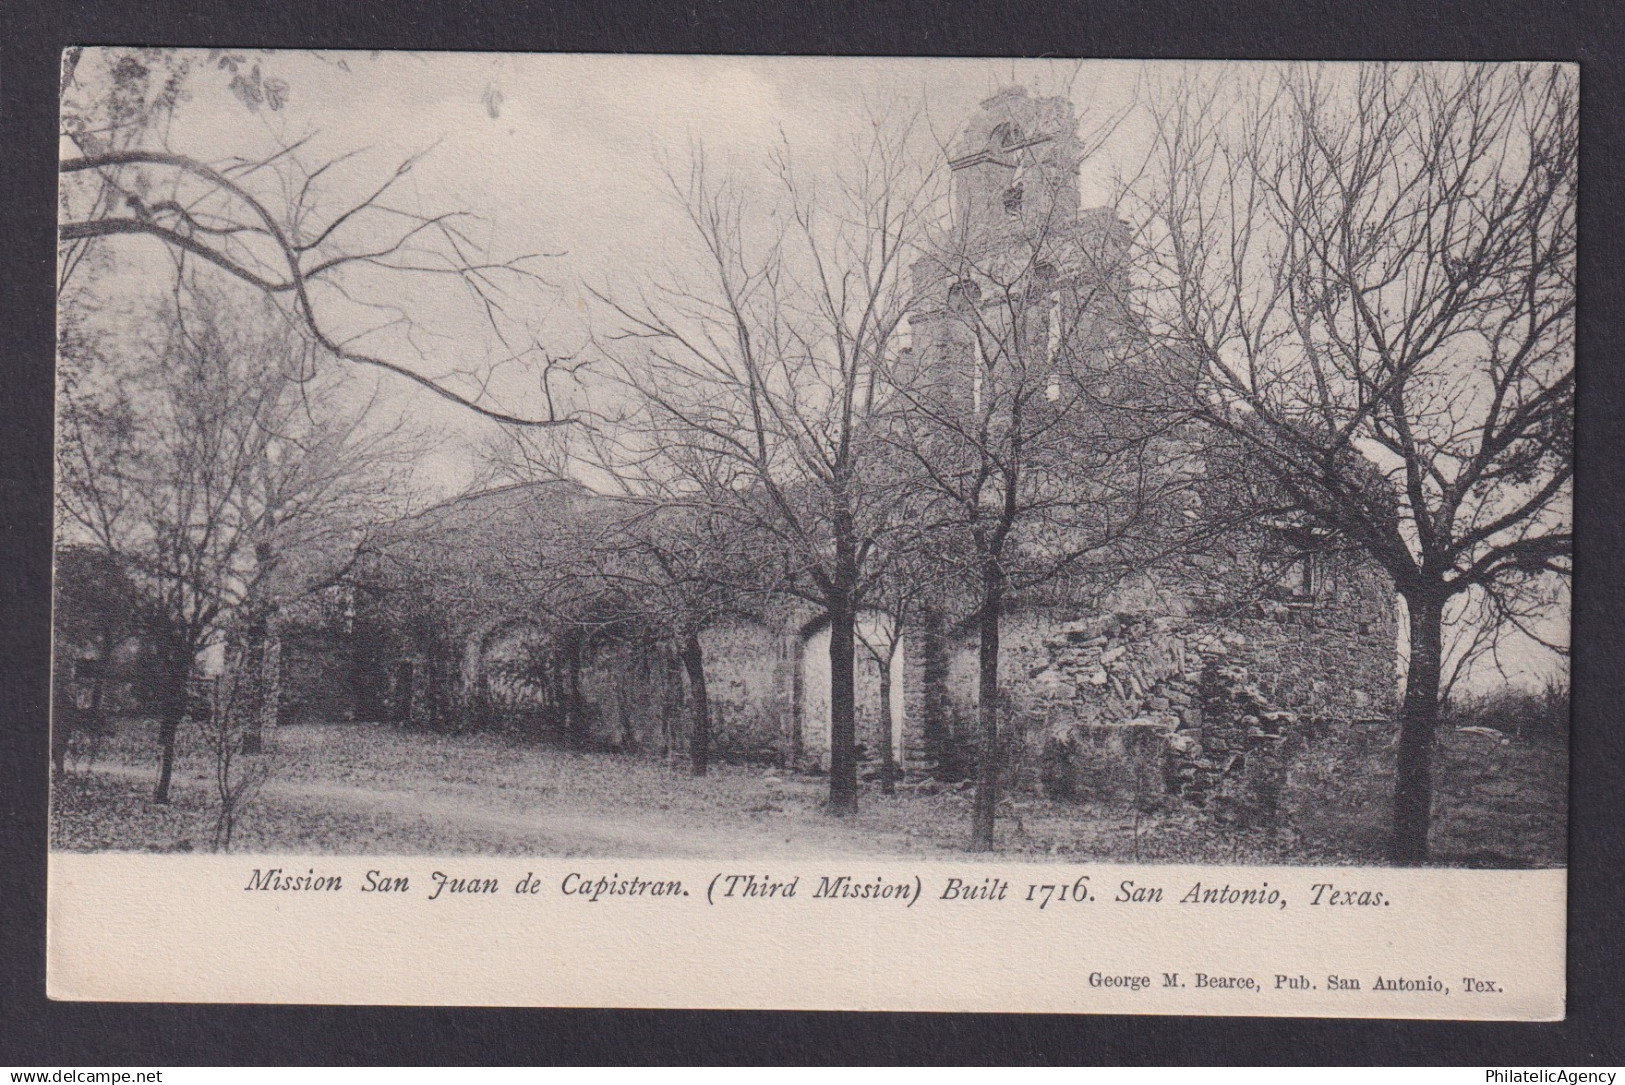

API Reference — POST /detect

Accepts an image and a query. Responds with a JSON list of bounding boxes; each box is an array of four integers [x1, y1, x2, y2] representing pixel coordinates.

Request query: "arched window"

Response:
[[947, 279, 981, 312], [1026, 262, 1057, 303], [1002, 183, 1024, 217], [989, 121, 1024, 148]]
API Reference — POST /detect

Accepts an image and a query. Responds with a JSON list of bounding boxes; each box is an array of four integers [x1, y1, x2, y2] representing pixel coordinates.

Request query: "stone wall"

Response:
[[297, 490, 1398, 804], [646, 548, 1398, 795], [924, 553, 1397, 809]]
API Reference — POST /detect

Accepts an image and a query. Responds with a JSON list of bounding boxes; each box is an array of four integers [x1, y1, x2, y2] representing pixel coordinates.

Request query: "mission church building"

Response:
[[274, 88, 1400, 811]]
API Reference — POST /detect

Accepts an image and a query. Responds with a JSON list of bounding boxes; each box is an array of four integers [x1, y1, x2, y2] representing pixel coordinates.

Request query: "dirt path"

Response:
[[83, 759, 936, 858]]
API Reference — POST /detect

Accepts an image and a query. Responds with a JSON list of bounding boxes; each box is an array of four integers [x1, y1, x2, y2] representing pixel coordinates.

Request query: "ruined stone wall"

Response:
[[1018, 589, 1396, 734], [932, 552, 1397, 806]]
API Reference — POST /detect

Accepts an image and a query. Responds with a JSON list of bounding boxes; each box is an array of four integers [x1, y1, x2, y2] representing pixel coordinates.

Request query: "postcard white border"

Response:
[[48, 854, 1564, 1018]]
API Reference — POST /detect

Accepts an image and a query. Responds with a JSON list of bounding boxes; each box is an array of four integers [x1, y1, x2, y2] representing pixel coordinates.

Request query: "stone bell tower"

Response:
[[901, 87, 1131, 407], [945, 86, 1086, 258]]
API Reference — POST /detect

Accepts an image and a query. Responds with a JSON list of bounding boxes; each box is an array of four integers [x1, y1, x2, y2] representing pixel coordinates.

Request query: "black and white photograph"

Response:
[[51, 53, 1573, 872]]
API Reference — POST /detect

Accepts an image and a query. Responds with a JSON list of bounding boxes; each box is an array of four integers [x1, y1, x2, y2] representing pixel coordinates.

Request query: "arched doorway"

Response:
[[460, 616, 556, 733], [799, 610, 905, 768]]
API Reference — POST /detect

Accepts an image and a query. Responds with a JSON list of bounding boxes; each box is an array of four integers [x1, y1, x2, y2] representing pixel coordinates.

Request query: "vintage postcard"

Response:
[[49, 53, 1571, 1016]]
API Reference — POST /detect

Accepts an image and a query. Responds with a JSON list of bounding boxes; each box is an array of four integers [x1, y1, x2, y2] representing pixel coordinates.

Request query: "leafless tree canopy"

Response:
[[58, 279, 415, 804], [54, 56, 1573, 865], [59, 48, 579, 427], [577, 120, 943, 814], [1132, 62, 1574, 861]]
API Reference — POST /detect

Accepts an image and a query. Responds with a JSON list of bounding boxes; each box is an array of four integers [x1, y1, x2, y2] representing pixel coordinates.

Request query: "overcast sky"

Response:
[[124, 54, 1147, 492], [70, 53, 1569, 689]]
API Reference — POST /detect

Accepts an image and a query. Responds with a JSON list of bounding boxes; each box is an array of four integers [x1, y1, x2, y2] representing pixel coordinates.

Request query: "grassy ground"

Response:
[[1285, 723, 1567, 867], [50, 716, 1566, 864]]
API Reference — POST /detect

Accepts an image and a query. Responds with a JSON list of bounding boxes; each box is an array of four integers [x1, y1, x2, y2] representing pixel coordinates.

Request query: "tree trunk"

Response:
[[682, 630, 710, 776], [549, 649, 568, 740], [242, 541, 275, 752], [790, 638, 805, 767], [153, 642, 190, 805], [970, 564, 1004, 850], [392, 659, 414, 725], [877, 652, 897, 795], [566, 632, 587, 749], [662, 646, 684, 762], [827, 578, 860, 817], [464, 628, 493, 732], [1392, 589, 1445, 865], [240, 607, 269, 754]]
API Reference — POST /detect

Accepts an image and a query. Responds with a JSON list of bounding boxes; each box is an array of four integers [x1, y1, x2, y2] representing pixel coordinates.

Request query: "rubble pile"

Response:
[[1024, 610, 1308, 822]]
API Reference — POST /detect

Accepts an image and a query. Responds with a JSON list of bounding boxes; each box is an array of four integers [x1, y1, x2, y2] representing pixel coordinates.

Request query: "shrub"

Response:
[[1442, 677, 1569, 743]]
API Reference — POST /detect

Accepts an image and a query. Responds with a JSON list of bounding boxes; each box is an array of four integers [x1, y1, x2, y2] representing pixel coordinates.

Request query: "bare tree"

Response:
[[228, 316, 416, 753], [590, 122, 941, 815], [851, 495, 959, 795], [59, 47, 577, 428], [59, 296, 251, 802], [580, 502, 771, 776], [480, 423, 769, 775], [58, 48, 560, 795], [851, 593, 908, 796], [1134, 62, 1575, 863], [885, 215, 1189, 850], [201, 661, 271, 851], [57, 282, 412, 802]]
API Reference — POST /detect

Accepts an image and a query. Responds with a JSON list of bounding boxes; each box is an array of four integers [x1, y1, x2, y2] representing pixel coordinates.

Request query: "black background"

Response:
[[2, 0, 1621, 1065]]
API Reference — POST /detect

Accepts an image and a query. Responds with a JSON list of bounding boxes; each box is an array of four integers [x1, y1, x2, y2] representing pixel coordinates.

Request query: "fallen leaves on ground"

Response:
[[49, 718, 1565, 864]]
